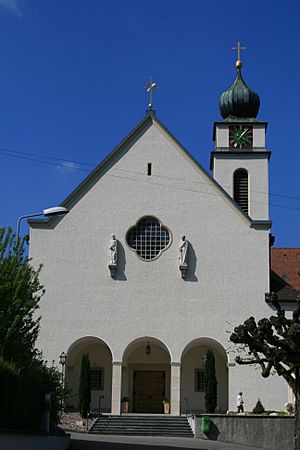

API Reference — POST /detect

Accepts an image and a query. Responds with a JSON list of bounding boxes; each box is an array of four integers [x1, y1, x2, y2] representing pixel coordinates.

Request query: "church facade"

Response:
[[29, 59, 289, 415]]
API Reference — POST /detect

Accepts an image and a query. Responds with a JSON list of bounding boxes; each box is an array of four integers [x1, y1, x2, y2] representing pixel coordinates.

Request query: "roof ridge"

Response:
[[272, 247, 300, 250]]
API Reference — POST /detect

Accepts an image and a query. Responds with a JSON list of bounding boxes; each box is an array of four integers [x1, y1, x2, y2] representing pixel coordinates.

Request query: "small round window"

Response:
[[126, 216, 171, 261]]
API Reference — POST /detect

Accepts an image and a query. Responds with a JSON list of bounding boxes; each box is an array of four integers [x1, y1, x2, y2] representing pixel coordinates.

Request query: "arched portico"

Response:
[[122, 337, 171, 414], [65, 336, 112, 413], [180, 338, 228, 414]]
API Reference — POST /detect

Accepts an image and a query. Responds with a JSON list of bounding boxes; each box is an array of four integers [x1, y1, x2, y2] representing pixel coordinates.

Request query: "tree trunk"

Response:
[[295, 370, 300, 450]]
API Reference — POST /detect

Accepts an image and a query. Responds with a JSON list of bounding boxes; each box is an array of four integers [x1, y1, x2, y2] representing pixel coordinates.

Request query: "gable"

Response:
[[28, 113, 270, 230]]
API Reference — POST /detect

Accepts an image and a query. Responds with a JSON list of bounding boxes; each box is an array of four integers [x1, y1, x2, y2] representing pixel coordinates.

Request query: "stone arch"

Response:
[[67, 336, 113, 361], [121, 337, 171, 413], [180, 337, 228, 414], [122, 336, 172, 363], [65, 336, 113, 413], [180, 337, 229, 362]]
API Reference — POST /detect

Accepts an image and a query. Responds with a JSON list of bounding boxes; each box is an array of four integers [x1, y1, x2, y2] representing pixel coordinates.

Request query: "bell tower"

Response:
[[211, 43, 270, 221]]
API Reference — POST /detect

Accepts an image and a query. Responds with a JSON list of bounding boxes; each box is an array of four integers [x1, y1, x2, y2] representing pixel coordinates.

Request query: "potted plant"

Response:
[[121, 396, 129, 413], [163, 398, 170, 414]]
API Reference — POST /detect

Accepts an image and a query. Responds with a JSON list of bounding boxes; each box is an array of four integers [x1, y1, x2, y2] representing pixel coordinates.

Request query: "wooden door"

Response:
[[133, 371, 165, 413]]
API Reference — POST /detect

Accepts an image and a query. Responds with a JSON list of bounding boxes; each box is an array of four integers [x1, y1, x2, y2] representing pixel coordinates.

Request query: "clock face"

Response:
[[229, 126, 253, 149]]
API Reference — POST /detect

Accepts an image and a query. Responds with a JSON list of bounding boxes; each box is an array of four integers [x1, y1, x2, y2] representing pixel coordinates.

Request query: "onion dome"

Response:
[[220, 60, 260, 119]]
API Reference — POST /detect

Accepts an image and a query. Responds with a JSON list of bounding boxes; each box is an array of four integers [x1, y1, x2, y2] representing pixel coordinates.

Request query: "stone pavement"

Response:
[[69, 432, 266, 450]]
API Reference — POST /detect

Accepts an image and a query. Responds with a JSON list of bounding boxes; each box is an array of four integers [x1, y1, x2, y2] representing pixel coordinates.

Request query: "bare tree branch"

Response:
[[230, 292, 300, 392]]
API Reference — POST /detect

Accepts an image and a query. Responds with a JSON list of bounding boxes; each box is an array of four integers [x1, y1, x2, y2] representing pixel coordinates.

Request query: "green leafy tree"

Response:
[[204, 349, 218, 413], [79, 353, 91, 418], [230, 292, 300, 450], [0, 227, 62, 430], [0, 228, 43, 365]]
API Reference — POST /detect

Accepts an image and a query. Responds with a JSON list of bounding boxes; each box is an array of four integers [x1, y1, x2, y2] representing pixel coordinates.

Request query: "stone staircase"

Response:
[[89, 415, 194, 437]]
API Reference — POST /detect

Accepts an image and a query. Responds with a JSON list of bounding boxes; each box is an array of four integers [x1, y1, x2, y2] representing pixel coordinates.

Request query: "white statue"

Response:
[[109, 234, 117, 265], [179, 235, 188, 265]]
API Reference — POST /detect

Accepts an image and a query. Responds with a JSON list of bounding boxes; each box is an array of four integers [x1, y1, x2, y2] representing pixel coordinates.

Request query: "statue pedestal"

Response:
[[179, 264, 187, 279], [108, 263, 117, 278]]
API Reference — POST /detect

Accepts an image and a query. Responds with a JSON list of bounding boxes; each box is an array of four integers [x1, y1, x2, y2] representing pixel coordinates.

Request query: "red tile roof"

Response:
[[271, 248, 300, 290]]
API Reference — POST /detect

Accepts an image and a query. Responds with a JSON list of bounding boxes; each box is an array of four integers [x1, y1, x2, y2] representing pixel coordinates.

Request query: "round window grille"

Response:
[[127, 216, 171, 261]]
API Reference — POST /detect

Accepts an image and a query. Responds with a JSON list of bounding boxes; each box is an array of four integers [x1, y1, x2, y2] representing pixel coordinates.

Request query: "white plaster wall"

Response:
[[288, 386, 295, 405], [29, 121, 282, 412], [66, 342, 112, 412], [253, 125, 266, 147], [181, 345, 228, 414], [216, 125, 228, 147], [213, 154, 269, 220], [228, 363, 288, 413]]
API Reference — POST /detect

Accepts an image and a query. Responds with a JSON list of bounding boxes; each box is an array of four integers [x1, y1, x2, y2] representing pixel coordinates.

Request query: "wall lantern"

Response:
[[59, 351, 67, 413], [145, 341, 151, 356], [59, 351, 67, 366]]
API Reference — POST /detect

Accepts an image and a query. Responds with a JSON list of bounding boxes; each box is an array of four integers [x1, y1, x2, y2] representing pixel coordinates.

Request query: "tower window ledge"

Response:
[[213, 147, 267, 151]]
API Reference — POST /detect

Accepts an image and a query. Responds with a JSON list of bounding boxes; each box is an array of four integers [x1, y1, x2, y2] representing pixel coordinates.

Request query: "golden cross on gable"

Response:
[[232, 41, 246, 61], [144, 77, 158, 111]]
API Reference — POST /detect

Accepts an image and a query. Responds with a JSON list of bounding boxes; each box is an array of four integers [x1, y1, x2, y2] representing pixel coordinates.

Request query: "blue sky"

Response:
[[0, 0, 299, 247]]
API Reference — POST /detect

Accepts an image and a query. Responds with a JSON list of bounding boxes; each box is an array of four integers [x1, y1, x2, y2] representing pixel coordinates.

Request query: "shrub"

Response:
[[286, 403, 295, 415], [0, 357, 62, 430], [252, 399, 265, 414]]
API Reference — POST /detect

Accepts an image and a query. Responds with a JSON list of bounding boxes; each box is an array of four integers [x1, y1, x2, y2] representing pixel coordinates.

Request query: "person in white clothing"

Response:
[[237, 392, 244, 413]]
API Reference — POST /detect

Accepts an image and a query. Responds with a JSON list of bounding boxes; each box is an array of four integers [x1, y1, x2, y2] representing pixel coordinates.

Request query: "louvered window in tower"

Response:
[[234, 169, 249, 214]]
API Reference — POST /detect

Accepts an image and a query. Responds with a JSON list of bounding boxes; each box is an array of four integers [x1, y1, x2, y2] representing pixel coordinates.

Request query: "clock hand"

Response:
[[239, 128, 249, 139]]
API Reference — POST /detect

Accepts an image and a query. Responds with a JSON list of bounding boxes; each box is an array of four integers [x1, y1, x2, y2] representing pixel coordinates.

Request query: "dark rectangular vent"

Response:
[[234, 170, 248, 214]]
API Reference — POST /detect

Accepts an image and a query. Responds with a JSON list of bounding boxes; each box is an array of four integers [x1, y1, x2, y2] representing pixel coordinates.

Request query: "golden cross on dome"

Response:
[[232, 41, 246, 69], [145, 77, 158, 111]]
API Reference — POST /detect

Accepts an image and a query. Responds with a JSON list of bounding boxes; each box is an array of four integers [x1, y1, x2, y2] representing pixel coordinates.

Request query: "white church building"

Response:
[[29, 58, 291, 416]]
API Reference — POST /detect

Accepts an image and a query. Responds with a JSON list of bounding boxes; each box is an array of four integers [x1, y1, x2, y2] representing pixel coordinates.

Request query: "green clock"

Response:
[[229, 125, 253, 149]]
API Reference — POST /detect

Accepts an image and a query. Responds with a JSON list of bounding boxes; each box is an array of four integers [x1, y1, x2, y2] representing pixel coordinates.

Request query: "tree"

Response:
[[79, 353, 91, 418], [204, 349, 218, 413], [0, 227, 62, 430], [230, 292, 300, 450], [0, 228, 43, 366]]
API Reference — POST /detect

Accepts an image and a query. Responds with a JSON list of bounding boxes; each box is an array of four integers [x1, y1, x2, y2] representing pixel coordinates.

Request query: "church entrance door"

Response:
[[133, 370, 165, 413]]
